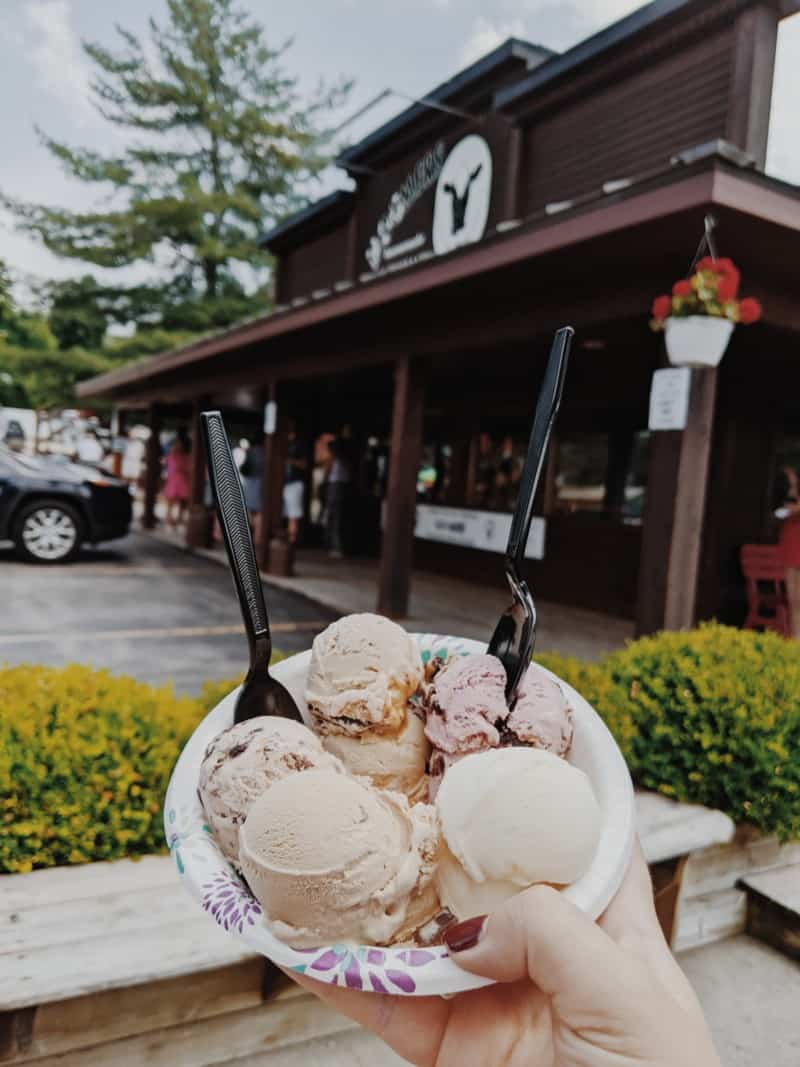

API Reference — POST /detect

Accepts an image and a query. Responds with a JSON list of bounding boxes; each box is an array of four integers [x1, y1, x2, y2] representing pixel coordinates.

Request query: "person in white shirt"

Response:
[[77, 431, 104, 466]]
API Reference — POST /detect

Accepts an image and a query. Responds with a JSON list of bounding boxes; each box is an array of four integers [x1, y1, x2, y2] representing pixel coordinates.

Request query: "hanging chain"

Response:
[[687, 213, 719, 276]]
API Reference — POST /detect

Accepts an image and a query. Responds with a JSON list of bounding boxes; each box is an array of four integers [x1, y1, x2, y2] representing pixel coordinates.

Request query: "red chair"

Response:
[[740, 544, 791, 636]]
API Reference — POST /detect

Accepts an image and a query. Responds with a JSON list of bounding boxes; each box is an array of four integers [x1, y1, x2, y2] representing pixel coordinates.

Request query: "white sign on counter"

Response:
[[414, 504, 545, 560], [648, 367, 691, 431]]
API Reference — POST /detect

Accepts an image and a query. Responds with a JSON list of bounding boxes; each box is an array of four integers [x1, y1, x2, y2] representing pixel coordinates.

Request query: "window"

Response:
[[553, 434, 609, 514]]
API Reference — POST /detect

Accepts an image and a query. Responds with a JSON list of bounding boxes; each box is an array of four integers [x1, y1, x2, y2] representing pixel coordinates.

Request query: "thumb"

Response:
[[443, 884, 636, 1010]]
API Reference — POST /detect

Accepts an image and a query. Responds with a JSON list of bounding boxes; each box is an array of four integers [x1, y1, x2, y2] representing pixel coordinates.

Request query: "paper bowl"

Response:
[[164, 633, 635, 997]]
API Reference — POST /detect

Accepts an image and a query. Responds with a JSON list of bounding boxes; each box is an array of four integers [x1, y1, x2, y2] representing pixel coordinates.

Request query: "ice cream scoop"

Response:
[[425, 654, 574, 797], [503, 664, 574, 756], [198, 717, 344, 864], [435, 746, 601, 919], [305, 614, 428, 798], [239, 769, 440, 948]]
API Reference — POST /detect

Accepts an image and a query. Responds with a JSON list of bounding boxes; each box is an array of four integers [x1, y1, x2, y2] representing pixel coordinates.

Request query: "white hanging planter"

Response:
[[664, 315, 734, 369]]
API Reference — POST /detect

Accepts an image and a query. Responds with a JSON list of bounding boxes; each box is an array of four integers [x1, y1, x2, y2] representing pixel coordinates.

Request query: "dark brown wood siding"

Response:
[[523, 28, 735, 213], [281, 224, 351, 301]]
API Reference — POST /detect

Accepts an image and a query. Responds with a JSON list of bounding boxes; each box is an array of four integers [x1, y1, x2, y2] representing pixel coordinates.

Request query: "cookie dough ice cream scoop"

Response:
[[305, 614, 429, 800]]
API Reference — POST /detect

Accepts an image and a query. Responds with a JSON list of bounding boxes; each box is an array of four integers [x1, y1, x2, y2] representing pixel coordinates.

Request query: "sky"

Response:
[[1, 0, 799, 299]]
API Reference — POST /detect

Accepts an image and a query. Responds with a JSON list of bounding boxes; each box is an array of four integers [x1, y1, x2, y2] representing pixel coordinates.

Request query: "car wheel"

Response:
[[13, 498, 84, 563]]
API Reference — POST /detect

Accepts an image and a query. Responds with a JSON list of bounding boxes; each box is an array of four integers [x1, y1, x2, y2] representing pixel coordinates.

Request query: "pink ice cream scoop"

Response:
[[504, 665, 574, 756], [424, 653, 573, 798]]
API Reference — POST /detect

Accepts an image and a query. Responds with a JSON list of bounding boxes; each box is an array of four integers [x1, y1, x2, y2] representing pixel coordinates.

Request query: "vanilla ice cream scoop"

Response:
[[305, 614, 423, 735], [199, 717, 344, 863], [239, 769, 440, 948], [435, 747, 601, 919]]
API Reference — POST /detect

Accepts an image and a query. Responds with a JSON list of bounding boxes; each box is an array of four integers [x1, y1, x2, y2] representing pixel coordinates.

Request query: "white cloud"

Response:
[[459, 15, 528, 66], [25, 0, 94, 125]]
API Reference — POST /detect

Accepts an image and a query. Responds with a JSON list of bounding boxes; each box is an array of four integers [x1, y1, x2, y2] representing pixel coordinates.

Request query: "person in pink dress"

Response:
[[163, 431, 192, 528]]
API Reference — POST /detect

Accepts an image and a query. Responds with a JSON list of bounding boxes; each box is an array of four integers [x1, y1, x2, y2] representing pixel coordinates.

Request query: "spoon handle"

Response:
[[201, 412, 272, 672], [506, 327, 574, 568]]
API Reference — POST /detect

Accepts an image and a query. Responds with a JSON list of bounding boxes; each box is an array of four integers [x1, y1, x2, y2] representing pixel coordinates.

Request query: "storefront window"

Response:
[[553, 434, 609, 514], [621, 431, 650, 523], [417, 442, 453, 502], [466, 432, 528, 510]]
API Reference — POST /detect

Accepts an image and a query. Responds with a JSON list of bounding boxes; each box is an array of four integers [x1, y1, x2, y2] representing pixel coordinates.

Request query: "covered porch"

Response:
[[79, 153, 800, 635]]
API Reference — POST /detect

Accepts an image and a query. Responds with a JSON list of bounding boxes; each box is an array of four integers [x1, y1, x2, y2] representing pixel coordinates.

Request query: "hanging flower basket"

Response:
[[663, 316, 734, 368], [650, 257, 762, 369]]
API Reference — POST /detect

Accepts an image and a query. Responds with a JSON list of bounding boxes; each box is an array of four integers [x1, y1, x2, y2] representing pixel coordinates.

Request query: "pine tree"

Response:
[[4, 0, 348, 333]]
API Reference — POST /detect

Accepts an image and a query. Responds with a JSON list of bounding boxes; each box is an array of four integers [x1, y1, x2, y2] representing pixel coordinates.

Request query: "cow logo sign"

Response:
[[432, 135, 492, 255]]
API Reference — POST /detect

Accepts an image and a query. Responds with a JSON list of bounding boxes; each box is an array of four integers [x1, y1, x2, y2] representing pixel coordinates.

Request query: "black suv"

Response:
[[0, 445, 132, 563]]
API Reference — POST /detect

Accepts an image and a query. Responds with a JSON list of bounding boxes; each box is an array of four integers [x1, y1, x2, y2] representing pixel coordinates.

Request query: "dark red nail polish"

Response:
[[443, 915, 487, 952]]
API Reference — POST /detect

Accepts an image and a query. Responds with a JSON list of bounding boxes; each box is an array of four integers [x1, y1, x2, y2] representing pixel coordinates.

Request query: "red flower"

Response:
[[738, 297, 762, 325], [714, 257, 738, 275], [652, 295, 671, 320], [672, 280, 692, 297], [696, 255, 715, 271], [716, 273, 740, 302]]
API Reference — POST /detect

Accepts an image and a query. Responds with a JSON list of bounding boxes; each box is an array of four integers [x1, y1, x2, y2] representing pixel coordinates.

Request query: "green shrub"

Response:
[[598, 623, 800, 840], [0, 664, 202, 873], [197, 675, 244, 713]]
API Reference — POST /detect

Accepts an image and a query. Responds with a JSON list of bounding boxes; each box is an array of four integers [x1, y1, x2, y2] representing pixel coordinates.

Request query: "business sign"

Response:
[[648, 367, 691, 431], [415, 504, 545, 560], [364, 135, 492, 274], [432, 135, 492, 255]]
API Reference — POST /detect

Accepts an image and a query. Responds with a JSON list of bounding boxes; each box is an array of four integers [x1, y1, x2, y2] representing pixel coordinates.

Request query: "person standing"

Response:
[[163, 430, 192, 527], [282, 436, 307, 545], [76, 429, 105, 467], [240, 438, 265, 543], [776, 465, 800, 638], [325, 438, 351, 558]]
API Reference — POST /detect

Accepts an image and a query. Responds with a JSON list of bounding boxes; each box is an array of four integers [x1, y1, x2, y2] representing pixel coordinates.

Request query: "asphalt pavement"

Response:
[[0, 531, 336, 693]]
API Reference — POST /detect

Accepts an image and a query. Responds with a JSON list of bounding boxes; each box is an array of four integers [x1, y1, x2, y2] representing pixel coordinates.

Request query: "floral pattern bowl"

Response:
[[164, 633, 635, 997]]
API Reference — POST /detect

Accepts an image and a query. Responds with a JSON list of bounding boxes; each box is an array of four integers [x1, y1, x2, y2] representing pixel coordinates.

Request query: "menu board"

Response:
[[648, 367, 691, 431]]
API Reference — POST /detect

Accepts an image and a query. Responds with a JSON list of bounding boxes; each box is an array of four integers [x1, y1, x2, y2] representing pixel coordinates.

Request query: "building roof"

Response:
[[337, 38, 553, 169], [260, 189, 354, 252], [78, 152, 800, 402]]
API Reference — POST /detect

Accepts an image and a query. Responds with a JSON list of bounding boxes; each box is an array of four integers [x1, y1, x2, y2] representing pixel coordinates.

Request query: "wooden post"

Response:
[[377, 357, 426, 618], [636, 369, 719, 635], [142, 405, 162, 530], [186, 397, 211, 548], [503, 126, 524, 219], [726, 3, 780, 168]]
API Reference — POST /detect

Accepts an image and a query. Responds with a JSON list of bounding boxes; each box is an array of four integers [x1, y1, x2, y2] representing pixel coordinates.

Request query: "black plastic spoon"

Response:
[[487, 326, 574, 706], [201, 411, 303, 725]]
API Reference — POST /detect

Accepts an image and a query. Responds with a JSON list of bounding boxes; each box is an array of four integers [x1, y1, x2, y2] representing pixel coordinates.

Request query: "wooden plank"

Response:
[[673, 887, 747, 953], [26, 994, 356, 1067], [636, 791, 734, 864], [377, 356, 426, 618], [0, 857, 175, 912], [0, 916, 253, 1012], [744, 887, 800, 963], [739, 864, 800, 914], [726, 3, 779, 167], [2, 960, 273, 1064]]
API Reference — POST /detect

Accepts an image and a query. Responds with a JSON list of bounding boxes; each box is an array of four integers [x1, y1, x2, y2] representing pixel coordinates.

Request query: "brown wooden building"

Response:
[[79, 0, 800, 634]]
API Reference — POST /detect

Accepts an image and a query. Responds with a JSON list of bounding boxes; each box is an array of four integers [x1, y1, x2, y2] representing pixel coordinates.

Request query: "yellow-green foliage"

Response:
[[0, 664, 202, 873], [595, 624, 800, 840], [197, 676, 244, 714]]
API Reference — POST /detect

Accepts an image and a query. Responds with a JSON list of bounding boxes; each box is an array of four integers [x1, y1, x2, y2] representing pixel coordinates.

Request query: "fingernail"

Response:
[[443, 915, 487, 953]]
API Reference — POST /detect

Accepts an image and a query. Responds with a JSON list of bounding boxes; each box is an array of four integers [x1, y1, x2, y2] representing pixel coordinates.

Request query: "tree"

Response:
[[47, 276, 108, 351], [0, 346, 114, 411], [0, 260, 57, 352], [4, 0, 348, 332]]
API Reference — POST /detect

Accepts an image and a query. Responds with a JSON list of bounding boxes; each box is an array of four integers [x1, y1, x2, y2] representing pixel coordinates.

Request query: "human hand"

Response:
[[288, 841, 721, 1067]]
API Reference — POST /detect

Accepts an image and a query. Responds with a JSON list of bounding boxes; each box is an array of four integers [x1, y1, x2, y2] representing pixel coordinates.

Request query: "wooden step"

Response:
[[738, 864, 800, 963]]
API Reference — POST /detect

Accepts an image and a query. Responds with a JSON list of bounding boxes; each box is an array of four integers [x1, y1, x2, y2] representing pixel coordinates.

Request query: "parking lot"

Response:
[[0, 531, 336, 693]]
